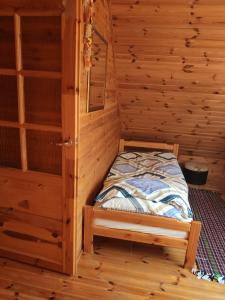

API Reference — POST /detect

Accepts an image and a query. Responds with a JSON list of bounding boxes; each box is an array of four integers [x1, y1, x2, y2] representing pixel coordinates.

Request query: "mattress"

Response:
[[94, 218, 188, 239], [95, 151, 193, 222]]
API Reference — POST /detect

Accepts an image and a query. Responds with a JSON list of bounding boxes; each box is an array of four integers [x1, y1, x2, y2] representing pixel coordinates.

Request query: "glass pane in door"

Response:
[[0, 127, 21, 168], [0, 16, 16, 68], [24, 77, 61, 126], [0, 75, 18, 121], [21, 16, 61, 71], [26, 130, 62, 175]]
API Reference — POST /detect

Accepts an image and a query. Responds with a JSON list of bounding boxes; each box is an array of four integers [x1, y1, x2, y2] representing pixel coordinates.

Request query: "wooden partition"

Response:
[[0, 0, 79, 274], [76, 0, 120, 258], [0, 0, 120, 274]]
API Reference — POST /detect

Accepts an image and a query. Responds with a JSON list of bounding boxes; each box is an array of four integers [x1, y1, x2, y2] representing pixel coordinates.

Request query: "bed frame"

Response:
[[84, 139, 201, 270]]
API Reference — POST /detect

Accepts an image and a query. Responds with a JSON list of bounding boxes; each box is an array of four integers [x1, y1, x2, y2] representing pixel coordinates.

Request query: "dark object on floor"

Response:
[[189, 188, 225, 284], [183, 161, 208, 185]]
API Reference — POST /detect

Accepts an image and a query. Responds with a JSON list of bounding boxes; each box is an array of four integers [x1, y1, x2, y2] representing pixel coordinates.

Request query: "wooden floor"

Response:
[[0, 237, 224, 300]]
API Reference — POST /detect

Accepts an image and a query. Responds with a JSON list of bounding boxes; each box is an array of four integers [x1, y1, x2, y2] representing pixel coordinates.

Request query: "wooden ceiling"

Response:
[[111, 0, 225, 159]]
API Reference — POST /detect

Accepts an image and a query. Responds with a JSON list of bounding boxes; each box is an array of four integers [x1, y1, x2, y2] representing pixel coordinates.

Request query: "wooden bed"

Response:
[[84, 139, 201, 270]]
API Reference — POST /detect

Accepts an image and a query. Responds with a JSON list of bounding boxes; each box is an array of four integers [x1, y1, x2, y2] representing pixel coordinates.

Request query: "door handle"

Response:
[[55, 138, 78, 147]]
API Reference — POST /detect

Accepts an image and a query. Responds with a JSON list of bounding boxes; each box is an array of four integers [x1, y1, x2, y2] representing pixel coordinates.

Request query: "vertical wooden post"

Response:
[[119, 139, 125, 152], [184, 221, 201, 270], [61, 0, 79, 275], [173, 144, 179, 158], [84, 206, 94, 253], [14, 14, 27, 171]]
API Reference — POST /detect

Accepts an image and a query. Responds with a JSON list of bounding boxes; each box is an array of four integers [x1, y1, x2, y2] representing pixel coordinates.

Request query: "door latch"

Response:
[[55, 138, 78, 147]]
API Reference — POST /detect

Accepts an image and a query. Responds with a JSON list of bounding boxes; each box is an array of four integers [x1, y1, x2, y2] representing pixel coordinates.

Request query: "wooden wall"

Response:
[[76, 0, 120, 257], [111, 0, 225, 192]]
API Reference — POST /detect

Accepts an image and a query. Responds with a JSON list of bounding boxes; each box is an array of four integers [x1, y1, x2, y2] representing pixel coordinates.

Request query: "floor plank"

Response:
[[0, 237, 224, 299]]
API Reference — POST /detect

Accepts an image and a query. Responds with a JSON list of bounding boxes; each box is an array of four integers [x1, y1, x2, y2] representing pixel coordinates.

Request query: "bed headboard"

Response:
[[119, 139, 179, 158]]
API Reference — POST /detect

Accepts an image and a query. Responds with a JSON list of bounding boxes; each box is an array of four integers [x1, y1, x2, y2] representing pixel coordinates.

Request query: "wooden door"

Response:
[[0, 1, 78, 274]]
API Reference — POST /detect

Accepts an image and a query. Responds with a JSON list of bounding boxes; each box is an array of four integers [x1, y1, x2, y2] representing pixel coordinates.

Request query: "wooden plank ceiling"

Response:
[[111, 0, 225, 159]]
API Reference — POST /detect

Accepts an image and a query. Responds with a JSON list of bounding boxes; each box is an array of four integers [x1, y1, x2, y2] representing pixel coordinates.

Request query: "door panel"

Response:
[[0, 1, 77, 274], [0, 169, 62, 220]]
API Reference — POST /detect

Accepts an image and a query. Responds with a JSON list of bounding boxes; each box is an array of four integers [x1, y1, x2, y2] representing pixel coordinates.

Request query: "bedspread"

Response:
[[95, 151, 193, 222]]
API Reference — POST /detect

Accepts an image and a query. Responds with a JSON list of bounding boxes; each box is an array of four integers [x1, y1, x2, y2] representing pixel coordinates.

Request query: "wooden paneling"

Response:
[[111, 0, 225, 166], [0, 239, 225, 300], [0, 169, 63, 270], [0, 169, 62, 220], [76, 0, 120, 257]]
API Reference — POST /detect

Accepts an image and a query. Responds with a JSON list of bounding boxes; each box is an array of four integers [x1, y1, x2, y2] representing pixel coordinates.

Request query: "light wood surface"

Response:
[[0, 0, 79, 274], [0, 238, 224, 299], [119, 139, 179, 157], [76, 0, 120, 260], [184, 221, 201, 269], [111, 0, 225, 193], [93, 207, 191, 232]]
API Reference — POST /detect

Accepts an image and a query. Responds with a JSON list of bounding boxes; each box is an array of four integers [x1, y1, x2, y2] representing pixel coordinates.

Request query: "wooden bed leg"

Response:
[[184, 221, 201, 270], [84, 206, 94, 253]]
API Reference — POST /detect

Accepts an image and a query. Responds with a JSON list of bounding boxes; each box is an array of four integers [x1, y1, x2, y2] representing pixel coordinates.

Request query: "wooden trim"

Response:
[[0, 10, 14, 16], [24, 123, 62, 133], [20, 70, 62, 79], [14, 14, 28, 171], [93, 207, 191, 232], [0, 121, 62, 133], [120, 139, 179, 157], [0, 69, 61, 79], [0, 68, 17, 76], [0, 120, 19, 128], [61, 0, 78, 275], [84, 206, 94, 253], [0, 9, 63, 16], [184, 221, 201, 270], [16, 9, 64, 16]]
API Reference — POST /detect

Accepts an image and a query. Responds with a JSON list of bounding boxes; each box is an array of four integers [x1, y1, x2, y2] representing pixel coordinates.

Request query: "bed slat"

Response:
[[94, 226, 188, 249], [94, 208, 191, 232]]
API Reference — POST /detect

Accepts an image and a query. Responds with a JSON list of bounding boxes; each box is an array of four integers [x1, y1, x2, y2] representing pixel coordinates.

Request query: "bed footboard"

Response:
[[83, 205, 201, 270]]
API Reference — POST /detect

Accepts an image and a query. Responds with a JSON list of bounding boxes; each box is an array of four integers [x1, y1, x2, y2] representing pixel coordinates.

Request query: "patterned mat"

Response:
[[189, 188, 225, 284]]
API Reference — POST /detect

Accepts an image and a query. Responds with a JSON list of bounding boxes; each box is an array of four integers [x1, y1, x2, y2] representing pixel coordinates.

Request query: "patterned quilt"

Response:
[[95, 151, 193, 222]]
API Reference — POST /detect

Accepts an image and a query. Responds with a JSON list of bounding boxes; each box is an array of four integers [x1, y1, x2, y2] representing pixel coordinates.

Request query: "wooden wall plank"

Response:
[[112, 0, 225, 192], [76, 0, 120, 258], [112, 0, 225, 189]]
